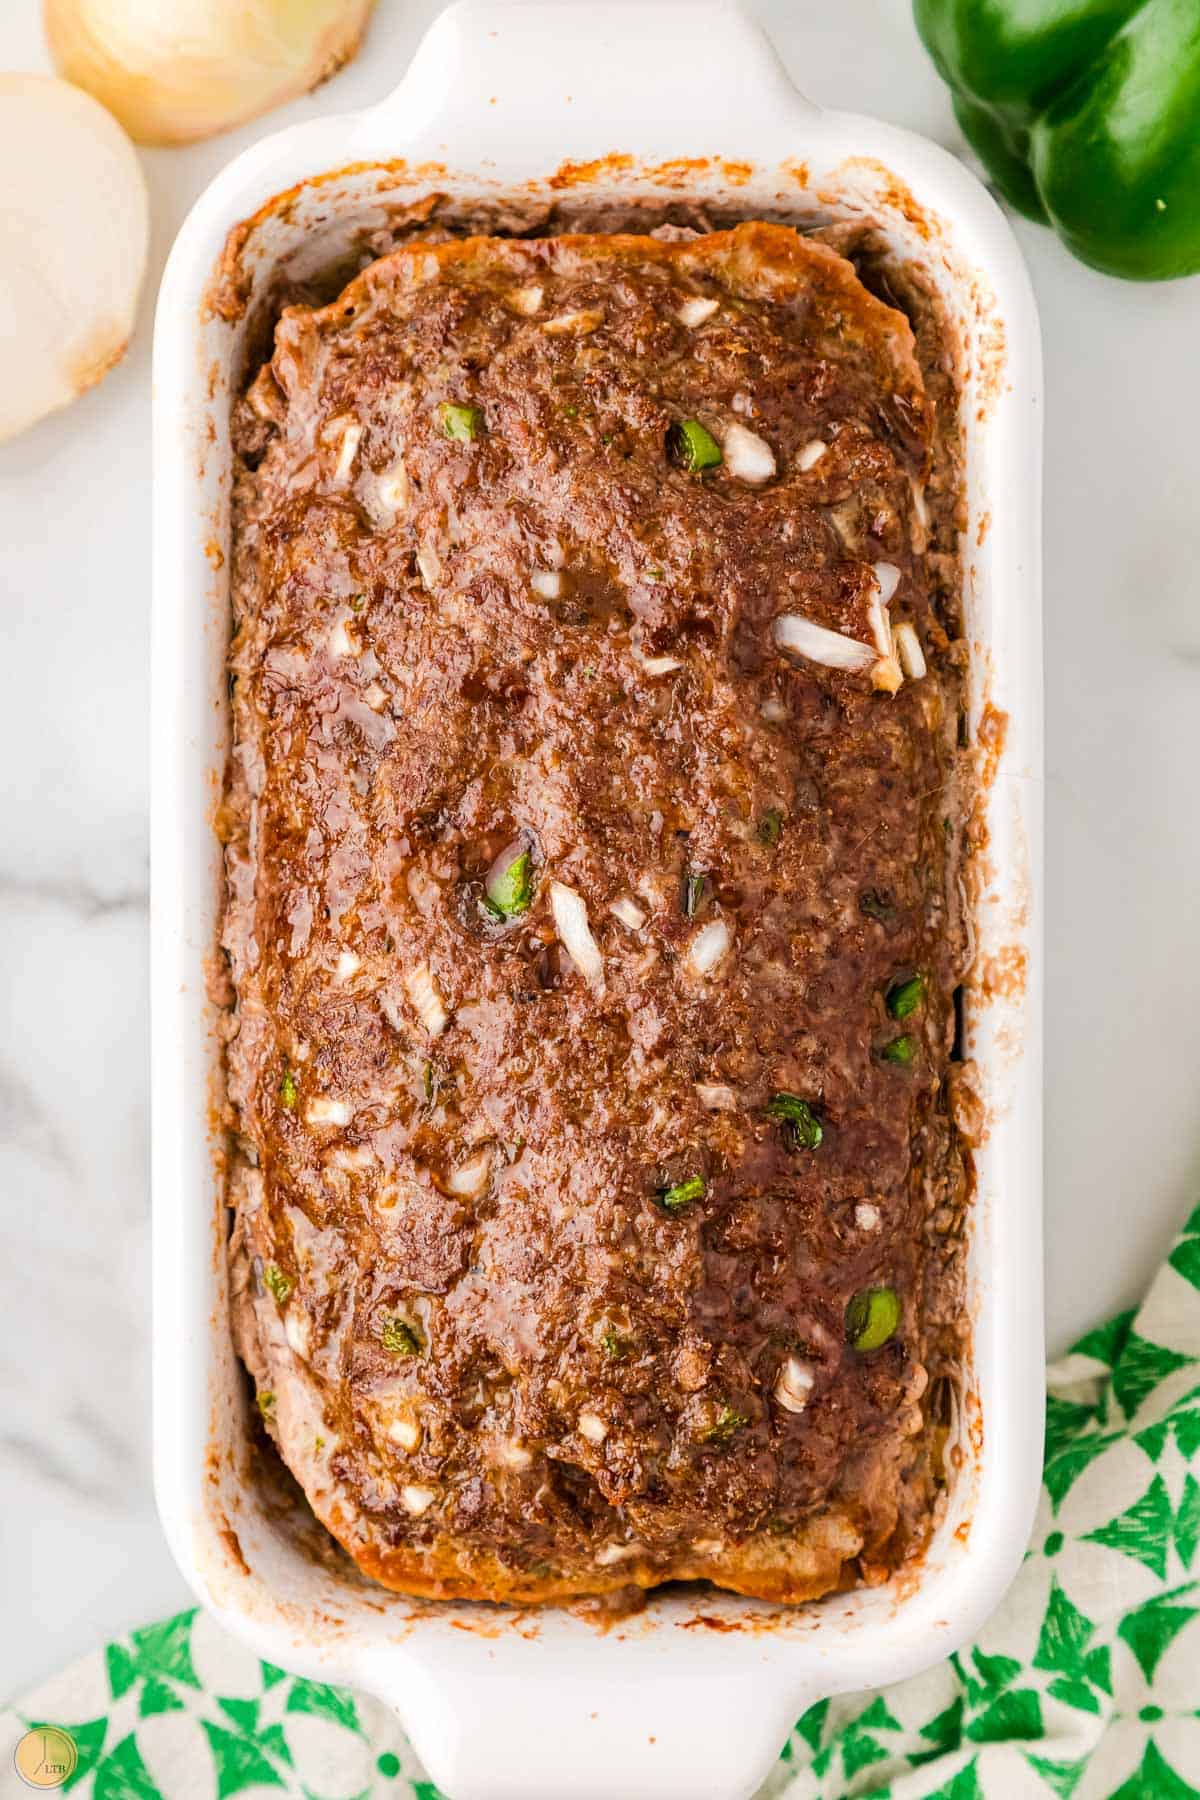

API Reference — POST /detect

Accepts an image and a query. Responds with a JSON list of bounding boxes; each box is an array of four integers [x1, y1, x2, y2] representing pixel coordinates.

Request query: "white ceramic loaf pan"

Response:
[[151, 4, 1045, 1796]]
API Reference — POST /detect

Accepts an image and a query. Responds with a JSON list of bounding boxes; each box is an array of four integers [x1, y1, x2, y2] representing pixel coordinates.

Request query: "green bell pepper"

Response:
[[914, 0, 1200, 280]]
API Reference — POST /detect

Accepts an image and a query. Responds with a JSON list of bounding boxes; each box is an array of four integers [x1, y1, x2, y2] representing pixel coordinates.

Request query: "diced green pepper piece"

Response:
[[766, 1092, 823, 1151], [845, 1286, 901, 1352], [668, 418, 722, 472]]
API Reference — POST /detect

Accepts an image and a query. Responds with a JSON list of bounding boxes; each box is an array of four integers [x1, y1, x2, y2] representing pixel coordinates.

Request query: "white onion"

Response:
[[509, 284, 543, 315], [400, 1483, 437, 1516], [610, 897, 646, 930], [855, 1202, 881, 1232], [495, 1437, 532, 1469], [406, 962, 448, 1036], [678, 296, 719, 327], [578, 1411, 608, 1444], [894, 620, 927, 679], [530, 569, 562, 599], [774, 1355, 816, 1414], [773, 613, 875, 674], [0, 76, 148, 444], [334, 950, 360, 981], [695, 1082, 736, 1111], [550, 881, 604, 989], [447, 1150, 492, 1198], [798, 438, 828, 471], [723, 421, 776, 484], [873, 561, 902, 604], [910, 478, 929, 529], [687, 917, 732, 976], [44, 0, 374, 145], [326, 618, 357, 658], [760, 697, 788, 723]]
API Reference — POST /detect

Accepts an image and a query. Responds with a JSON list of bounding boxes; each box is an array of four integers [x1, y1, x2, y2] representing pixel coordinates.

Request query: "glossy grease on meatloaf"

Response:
[[223, 222, 969, 1605]]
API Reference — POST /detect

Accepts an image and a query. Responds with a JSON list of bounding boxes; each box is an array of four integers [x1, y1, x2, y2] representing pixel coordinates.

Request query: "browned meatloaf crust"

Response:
[[221, 221, 971, 1605]]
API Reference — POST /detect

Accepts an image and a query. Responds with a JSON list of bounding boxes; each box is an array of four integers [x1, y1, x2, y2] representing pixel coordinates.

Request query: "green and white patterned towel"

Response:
[[6, 1202, 1200, 1800]]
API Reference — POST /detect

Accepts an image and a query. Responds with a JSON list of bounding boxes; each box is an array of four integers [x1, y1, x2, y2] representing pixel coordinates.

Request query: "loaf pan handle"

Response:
[[357, 0, 820, 162], [359, 1634, 819, 1800]]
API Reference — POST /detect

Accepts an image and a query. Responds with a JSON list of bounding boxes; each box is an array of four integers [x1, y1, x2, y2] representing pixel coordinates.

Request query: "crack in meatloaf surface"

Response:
[[220, 220, 972, 1606]]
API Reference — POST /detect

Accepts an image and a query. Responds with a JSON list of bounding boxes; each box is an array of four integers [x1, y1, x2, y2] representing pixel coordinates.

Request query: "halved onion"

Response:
[[723, 421, 776, 484], [773, 613, 875, 674], [0, 75, 147, 443], [44, 0, 375, 145], [550, 881, 604, 989]]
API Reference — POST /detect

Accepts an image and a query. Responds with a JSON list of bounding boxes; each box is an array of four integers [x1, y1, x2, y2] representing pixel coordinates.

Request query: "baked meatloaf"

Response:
[[222, 221, 970, 1605]]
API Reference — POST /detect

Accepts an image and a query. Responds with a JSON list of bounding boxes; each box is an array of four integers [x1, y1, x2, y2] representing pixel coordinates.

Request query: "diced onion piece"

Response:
[[550, 881, 605, 989], [855, 1202, 881, 1232], [677, 296, 719, 327], [894, 620, 927, 679], [578, 1411, 608, 1444], [376, 459, 409, 512], [774, 1355, 816, 1414], [530, 569, 562, 599], [332, 420, 361, 484], [867, 591, 894, 660], [509, 284, 543, 315], [388, 1416, 421, 1450], [305, 1096, 350, 1127], [610, 897, 646, 931], [695, 1082, 736, 1111], [335, 950, 360, 981], [406, 962, 448, 1037], [723, 421, 776, 484], [595, 1541, 642, 1566], [0, 75, 148, 444], [687, 917, 732, 976], [760, 697, 788, 723], [416, 544, 441, 590], [400, 1483, 437, 1515], [284, 1310, 311, 1359], [638, 652, 683, 676], [873, 561, 901, 604], [542, 308, 603, 335], [327, 617, 357, 658], [910, 478, 929, 529], [773, 613, 875, 674], [496, 1437, 532, 1469], [447, 1149, 492, 1198], [798, 438, 828, 471], [871, 655, 904, 695]]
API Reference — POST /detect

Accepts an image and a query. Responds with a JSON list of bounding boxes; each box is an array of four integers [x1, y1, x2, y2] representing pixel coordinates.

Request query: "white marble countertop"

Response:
[[2, 0, 1198, 1708]]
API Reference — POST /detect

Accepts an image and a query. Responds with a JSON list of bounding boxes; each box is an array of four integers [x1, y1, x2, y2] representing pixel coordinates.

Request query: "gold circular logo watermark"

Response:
[[13, 1727, 78, 1790]]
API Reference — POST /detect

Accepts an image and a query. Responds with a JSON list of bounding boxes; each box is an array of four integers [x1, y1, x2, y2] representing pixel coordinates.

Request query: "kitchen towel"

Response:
[[5, 1201, 1200, 1800]]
